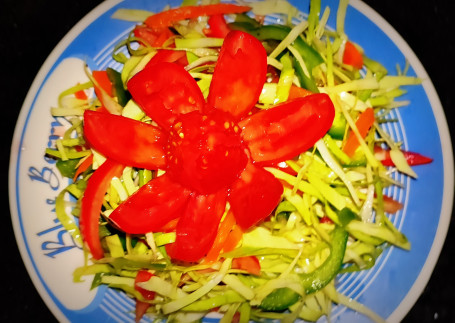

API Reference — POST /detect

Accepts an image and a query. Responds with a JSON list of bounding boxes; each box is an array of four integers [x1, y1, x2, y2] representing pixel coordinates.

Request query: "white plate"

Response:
[[9, 0, 454, 322]]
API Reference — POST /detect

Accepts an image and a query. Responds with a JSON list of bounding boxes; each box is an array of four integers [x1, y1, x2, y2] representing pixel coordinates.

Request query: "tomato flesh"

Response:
[[166, 109, 248, 194]]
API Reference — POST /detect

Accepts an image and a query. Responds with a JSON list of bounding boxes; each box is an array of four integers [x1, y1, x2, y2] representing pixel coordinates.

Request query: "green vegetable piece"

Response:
[[259, 287, 300, 312], [229, 22, 323, 91], [338, 207, 357, 227], [328, 112, 346, 140], [106, 67, 131, 106], [300, 226, 348, 294], [56, 158, 80, 178]]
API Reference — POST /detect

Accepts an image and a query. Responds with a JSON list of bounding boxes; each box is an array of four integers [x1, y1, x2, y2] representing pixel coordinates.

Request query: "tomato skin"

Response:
[[166, 190, 227, 262], [80, 159, 125, 259], [166, 109, 248, 194], [228, 161, 283, 230], [207, 30, 267, 119], [83, 110, 168, 169], [240, 93, 335, 165], [109, 174, 192, 234], [127, 62, 205, 129]]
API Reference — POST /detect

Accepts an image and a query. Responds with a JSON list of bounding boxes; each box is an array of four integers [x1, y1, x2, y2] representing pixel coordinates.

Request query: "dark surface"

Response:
[[2, 0, 454, 322]]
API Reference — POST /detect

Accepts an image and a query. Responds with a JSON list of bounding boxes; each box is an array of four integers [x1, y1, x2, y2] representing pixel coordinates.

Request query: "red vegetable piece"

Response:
[[135, 300, 150, 323], [343, 41, 364, 69], [108, 174, 192, 234], [166, 190, 227, 262], [134, 270, 155, 300], [127, 62, 205, 129], [207, 30, 267, 119], [232, 256, 261, 276], [144, 49, 188, 68], [374, 146, 433, 166], [133, 25, 174, 47], [205, 14, 231, 38], [228, 161, 283, 230], [144, 4, 251, 29], [83, 110, 168, 170], [239, 93, 335, 165], [80, 159, 125, 259], [382, 195, 404, 214], [166, 109, 248, 194], [343, 107, 375, 158]]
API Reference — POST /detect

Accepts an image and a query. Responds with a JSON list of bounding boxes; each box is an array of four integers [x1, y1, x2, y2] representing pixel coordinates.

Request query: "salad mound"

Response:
[[46, 0, 433, 322]]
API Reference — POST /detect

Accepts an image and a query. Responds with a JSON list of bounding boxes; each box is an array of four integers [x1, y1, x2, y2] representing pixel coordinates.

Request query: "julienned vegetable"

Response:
[[46, 0, 433, 322]]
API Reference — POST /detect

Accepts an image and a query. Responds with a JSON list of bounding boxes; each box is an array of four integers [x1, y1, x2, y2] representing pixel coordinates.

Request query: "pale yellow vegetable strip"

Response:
[[283, 188, 312, 225], [266, 167, 323, 199], [222, 275, 255, 300], [269, 19, 309, 59], [161, 258, 232, 314], [315, 139, 360, 206]]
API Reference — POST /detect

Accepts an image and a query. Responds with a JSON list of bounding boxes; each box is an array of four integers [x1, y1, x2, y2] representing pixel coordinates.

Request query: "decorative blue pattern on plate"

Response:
[[9, 0, 453, 322]]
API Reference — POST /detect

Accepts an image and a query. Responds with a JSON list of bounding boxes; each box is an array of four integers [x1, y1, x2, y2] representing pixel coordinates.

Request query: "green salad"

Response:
[[46, 0, 432, 322]]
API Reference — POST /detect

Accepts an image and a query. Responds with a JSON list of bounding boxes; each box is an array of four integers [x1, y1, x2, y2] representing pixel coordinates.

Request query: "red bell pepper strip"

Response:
[[204, 210, 237, 263], [109, 174, 192, 234], [228, 161, 283, 230], [343, 107, 375, 158], [72, 154, 93, 181], [127, 62, 205, 129], [144, 49, 188, 69], [74, 87, 88, 100], [222, 225, 243, 252], [287, 85, 313, 100], [166, 190, 227, 262], [207, 30, 267, 120], [134, 270, 155, 323], [83, 110, 168, 170], [374, 146, 433, 166], [92, 70, 113, 104], [343, 41, 364, 69], [205, 14, 231, 38], [232, 256, 261, 276], [382, 195, 403, 214], [80, 159, 125, 259], [133, 25, 174, 47], [144, 4, 251, 29], [240, 93, 335, 165]]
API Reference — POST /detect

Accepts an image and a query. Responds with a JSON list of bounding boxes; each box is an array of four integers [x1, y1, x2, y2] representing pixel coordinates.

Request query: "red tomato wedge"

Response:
[[83, 110, 168, 170], [134, 270, 155, 300], [144, 4, 251, 29], [207, 30, 267, 119], [109, 174, 192, 234], [228, 161, 283, 230], [80, 159, 125, 259], [166, 190, 227, 262], [127, 62, 205, 129], [240, 93, 335, 165]]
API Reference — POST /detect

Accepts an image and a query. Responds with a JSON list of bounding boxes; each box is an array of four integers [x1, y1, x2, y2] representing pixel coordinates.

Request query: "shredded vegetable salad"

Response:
[[46, 0, 433, 322]]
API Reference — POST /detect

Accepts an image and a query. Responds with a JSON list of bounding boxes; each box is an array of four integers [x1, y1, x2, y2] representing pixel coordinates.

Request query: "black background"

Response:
[[2, 0, 454, 322]]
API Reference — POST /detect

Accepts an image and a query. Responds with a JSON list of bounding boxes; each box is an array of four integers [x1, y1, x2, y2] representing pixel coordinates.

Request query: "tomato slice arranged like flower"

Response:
[[81, 29, 335, 262]]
